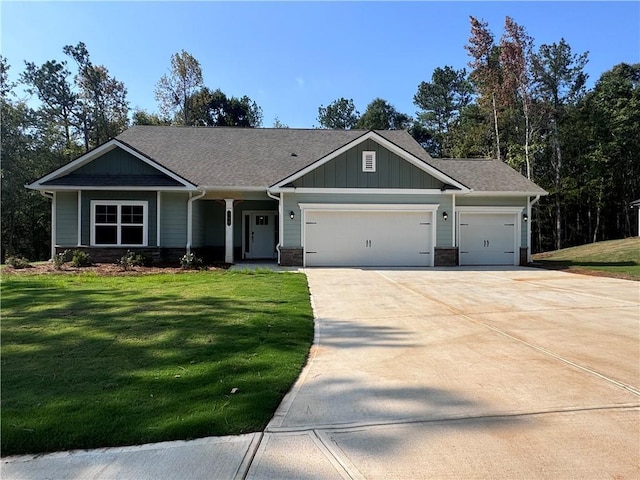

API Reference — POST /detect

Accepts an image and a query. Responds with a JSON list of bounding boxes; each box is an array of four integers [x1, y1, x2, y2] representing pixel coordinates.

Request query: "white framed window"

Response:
[[362, 151, 376, 172], [91, 200, 148, 246]]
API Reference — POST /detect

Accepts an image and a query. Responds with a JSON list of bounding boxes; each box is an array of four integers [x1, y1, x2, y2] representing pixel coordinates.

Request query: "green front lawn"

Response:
[[1, 271, 314, 456], [532, 237, 640, 280]]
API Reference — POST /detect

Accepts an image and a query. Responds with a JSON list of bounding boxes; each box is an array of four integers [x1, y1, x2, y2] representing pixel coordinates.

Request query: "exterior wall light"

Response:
[[290, 211, 295, 220], [442, 211, 448, 221], [523, 213, 528, 222]]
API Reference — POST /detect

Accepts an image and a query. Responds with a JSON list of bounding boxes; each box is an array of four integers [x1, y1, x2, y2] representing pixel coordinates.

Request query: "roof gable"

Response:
[[270, 130, 468, 191], [27, 140, 196, 191], [291, 137, 446, 190]]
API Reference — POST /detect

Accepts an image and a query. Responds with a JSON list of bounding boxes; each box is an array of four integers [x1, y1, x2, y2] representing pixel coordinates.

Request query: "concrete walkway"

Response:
[[3, 267, 639, 479]]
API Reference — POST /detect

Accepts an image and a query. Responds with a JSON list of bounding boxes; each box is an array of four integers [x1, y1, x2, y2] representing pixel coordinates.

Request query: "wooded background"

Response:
[[2, 17, 638, 261]]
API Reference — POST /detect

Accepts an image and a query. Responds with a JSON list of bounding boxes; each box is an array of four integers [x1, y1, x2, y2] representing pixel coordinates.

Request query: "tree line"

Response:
[[2, 16, 639, 261]]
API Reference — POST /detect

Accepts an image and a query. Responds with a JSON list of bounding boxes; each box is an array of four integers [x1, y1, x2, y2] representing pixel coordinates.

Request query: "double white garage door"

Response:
[[304, 207, 435, 267], [302, 206, 520, 267]]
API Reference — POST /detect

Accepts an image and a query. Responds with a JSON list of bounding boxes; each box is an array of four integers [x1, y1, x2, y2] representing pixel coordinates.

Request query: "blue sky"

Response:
[[2, 1, 639, 128]]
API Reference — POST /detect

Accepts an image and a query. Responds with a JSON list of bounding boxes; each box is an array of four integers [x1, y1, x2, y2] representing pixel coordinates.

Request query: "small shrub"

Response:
[[53, 250, 70, 270], [180, 252, 202, 270], [5, 256, 32, 269], [70, 250, 92, 268], [118, 250, 145, 271]]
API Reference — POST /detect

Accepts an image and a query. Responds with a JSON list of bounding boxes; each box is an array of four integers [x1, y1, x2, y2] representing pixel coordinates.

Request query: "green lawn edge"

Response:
[[1, 270, 315, 456], [531, 237, 640, 281]]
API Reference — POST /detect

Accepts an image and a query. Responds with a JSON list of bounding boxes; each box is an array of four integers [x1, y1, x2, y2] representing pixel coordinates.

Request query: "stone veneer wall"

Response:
[[280, 248, 303, 266], [55, 247, 186, 266], [520, 247, 529, 266], [434, 247, 458, 266]]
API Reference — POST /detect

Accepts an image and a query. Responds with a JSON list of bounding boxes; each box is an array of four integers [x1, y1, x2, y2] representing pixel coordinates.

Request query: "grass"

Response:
[[0, 271, 314, 456], [532, 237, 640, 281]]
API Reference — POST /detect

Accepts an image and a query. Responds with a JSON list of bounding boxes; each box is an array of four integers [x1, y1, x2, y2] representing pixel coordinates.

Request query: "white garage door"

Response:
[[304, 209, 434, 267], [459, 213, 518, 266]]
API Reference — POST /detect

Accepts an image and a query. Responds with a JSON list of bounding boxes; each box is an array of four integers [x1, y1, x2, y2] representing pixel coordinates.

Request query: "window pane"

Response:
[[96, 205, 117, 224], [95, 225, 117, 244], [121, 226, 143, 245], [121, 205, 144, 224]]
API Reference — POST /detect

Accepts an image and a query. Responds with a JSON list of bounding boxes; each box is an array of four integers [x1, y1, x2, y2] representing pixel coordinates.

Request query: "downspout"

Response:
[[186, 190, 206, 255], [527, 195, 540, 263], [266, 189, 282, 264], [40, 191, 55, 260]]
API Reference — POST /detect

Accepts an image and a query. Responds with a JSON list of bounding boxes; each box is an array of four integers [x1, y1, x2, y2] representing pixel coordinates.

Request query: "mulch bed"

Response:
[[2, 263, 227, 276]]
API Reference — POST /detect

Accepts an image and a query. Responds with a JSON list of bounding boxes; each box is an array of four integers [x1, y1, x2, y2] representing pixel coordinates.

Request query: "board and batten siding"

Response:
[[72, 148, 167, 177], [55, 192, 79, 246], [283, 193, 452, 248], [456, 196, 528, 247], [292, 139, 445, 190]]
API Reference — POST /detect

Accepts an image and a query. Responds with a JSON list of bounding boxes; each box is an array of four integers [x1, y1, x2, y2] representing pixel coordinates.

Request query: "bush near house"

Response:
[[1, 270, 314, 455]]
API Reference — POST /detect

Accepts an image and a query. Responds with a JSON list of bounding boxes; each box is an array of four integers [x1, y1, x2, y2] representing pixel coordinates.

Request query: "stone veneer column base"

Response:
[[434, 247, 459, 266], [520, 247, 529, 266], [280, 248, 303, 266]]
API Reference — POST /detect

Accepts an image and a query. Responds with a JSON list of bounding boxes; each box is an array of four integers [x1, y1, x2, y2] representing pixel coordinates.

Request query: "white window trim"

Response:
[[362, 151, 376, 172], [90, 200, 148, 247]]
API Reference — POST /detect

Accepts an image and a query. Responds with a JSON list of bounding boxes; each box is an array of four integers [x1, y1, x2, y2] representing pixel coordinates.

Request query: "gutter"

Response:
[[527, 195, 541, 263], [186, 190, 206, 254], [266, 189, 282, 264]]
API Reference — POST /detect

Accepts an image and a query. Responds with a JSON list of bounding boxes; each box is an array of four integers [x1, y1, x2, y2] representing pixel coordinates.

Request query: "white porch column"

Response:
[[225, 199, 234, 264], [52, 192, 57, 259]]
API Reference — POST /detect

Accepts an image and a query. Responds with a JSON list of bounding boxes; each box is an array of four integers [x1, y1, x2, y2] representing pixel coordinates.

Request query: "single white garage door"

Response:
[[458, 212, 518, 265], [304, 209, 433, 267]]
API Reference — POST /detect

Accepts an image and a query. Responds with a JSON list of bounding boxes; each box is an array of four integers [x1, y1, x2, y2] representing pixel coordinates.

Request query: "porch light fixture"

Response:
[[442, 211, 448, 221], [289, 211, 295, 220], [523, 213, 529, 222]]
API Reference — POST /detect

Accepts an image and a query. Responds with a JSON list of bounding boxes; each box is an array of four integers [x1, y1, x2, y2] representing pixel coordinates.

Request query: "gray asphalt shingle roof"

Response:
[[115, 126, 546, 193]]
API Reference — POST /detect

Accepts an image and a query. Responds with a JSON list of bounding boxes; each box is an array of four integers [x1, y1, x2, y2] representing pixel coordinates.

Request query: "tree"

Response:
[[531, 38, 588, 249], [21, 60, 79, 154], [63, 42, 129, 150], [413, 66, 473, 157], [132, 109, 171, 126], [500, 16, 535, 178], [1, 58, 53, 260], [272, 116, 289, 128], [184, 87, 262, 127], [466, 16, 504, 160], [356, 98, 412, 130], [581, 63, 640, 240], [155, 50, 203, 126], [317, 97, 360, 129]]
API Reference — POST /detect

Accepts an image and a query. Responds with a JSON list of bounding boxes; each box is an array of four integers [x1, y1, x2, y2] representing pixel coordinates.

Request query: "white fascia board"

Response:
[[26, 140, 196, 190], [461, 190, 549, 197], [270, 131, 469, 192], [27, 186, 196, 192], [456, 206, 525, 214], [200, 186, 267, 192], [298, 203, 440, 212], [282, 188, 445, 195]]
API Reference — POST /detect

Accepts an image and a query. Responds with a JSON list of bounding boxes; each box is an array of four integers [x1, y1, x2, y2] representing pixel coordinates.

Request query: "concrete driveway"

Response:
[[248, 267, 640, 479], [4, 267, 639, 479]]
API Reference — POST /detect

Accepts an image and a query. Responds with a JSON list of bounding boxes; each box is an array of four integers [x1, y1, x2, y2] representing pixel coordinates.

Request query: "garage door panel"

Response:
[[304, 209, 433, 267], [459, 213, 517, 266]]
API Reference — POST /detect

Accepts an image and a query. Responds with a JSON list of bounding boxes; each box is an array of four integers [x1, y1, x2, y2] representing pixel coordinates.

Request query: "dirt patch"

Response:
[[2, 262, 227, 276]]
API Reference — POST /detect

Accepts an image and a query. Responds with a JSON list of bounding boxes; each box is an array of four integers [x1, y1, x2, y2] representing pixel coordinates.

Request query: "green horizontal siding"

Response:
[[81, 191, 158, 247], [292, 139, 444, 189], [161, 192, 188, 248], [55, 192, 78, 246]]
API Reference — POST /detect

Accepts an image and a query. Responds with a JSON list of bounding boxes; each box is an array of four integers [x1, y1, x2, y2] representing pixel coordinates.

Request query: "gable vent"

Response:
[[362, 151, 376, 172]]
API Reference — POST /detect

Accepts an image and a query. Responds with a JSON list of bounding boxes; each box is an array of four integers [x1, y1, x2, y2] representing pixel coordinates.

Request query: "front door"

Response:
[[245, 212, 277, 259]]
